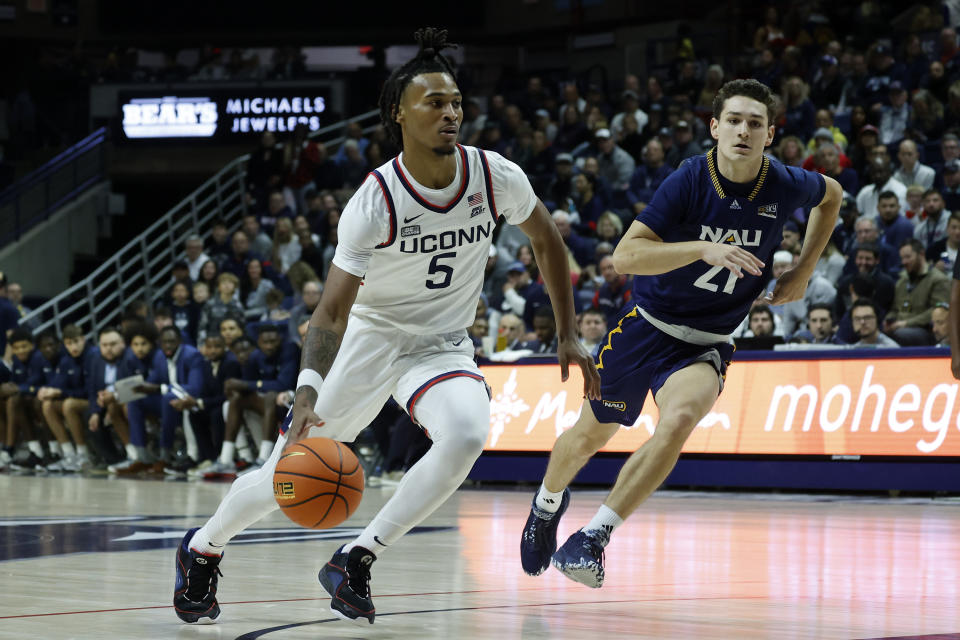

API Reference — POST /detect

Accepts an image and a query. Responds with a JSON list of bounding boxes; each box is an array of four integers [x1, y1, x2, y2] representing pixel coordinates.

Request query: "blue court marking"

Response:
[[0, 515, 453, 562]]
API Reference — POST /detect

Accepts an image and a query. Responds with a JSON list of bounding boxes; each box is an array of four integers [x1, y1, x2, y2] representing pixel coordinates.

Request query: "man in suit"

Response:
[[123, 326, 206, 473]]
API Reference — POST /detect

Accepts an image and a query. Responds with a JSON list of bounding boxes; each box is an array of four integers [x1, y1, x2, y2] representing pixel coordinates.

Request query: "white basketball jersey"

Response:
[[333, 145, 536, 335]]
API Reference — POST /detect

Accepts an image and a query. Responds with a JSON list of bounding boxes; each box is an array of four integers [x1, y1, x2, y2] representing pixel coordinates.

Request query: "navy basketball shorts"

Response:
[[588, 306, 735, 426]]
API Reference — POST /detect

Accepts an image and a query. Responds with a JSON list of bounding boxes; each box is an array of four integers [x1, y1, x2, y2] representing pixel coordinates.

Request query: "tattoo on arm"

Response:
[[295, 326, 342, 406]]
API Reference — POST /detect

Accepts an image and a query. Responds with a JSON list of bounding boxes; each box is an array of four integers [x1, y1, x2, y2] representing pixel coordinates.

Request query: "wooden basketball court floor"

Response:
[[2, 474, 959, 639]]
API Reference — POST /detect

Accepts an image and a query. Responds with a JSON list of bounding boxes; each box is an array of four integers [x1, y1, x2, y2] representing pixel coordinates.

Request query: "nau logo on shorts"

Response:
[[757, 203, 778, 218], [401, 225, 421, 237], [273, 481, 296, 500], [602, 399, 626, 411]]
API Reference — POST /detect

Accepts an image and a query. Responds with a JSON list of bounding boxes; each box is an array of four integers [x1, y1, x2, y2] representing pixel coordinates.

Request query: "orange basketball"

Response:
[[273, 437, 365, 529]]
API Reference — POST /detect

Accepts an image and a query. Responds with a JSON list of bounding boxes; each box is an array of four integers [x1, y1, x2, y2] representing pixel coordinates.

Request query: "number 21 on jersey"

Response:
[[693, 264, 738, 294]]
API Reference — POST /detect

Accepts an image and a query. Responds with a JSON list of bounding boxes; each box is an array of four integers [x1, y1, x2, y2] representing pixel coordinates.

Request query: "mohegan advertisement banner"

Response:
[[482, 357, 959, 456]]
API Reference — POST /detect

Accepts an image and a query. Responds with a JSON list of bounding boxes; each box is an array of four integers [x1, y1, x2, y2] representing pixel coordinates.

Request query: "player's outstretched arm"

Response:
[[517, 200, 601, 400], [766, 175, 842, 305], [287, 265, 362, 445], [612, 220, 764, 279]]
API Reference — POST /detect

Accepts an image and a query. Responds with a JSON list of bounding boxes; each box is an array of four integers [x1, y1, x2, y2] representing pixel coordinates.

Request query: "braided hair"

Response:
[[379, 27, 459, 150]]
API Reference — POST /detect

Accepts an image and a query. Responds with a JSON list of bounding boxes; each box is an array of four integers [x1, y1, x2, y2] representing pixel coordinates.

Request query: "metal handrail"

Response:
[[0, 128, 108, 246], [19, 110, 380, 337]]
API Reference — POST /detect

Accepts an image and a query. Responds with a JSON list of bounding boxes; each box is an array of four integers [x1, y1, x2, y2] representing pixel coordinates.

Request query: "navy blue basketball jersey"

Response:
[[632, 148, 825, 335]]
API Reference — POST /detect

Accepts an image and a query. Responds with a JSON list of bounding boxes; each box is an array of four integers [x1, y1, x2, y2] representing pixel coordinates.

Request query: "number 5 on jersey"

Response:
[[426, 251, 456, 289], [694, 264, 739, 294]]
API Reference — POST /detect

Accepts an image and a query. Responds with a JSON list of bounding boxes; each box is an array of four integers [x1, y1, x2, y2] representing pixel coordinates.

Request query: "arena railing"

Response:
[[0, 128, 108, 248], [19, 110, 380, 337]]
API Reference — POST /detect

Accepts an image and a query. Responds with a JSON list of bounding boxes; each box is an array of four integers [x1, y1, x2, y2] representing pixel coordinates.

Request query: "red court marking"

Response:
[[0, 581, 771, 620]]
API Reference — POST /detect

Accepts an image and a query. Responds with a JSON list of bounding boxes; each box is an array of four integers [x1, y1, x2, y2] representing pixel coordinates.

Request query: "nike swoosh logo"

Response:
[[452, 338, 466, 346], [374, 535, 386, 547], [403, 214, 425, 224]]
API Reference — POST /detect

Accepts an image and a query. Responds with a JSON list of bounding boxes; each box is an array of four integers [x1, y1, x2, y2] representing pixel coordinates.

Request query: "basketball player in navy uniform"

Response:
[[520, 79, 842, 588], [173, 28, 600, 625]]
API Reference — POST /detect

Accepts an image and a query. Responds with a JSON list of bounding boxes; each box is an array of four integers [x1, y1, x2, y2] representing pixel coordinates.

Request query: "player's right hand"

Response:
[[700, 242, 765, 279], [286, 399, 324, 450]]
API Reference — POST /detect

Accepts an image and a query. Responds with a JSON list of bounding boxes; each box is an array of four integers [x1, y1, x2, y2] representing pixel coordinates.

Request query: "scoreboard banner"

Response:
[[481, 356, 959, 456]]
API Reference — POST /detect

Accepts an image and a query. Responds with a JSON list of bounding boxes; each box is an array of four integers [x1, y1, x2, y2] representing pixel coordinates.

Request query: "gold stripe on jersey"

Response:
[[596, 306, 639, 371], [706, 147, 770, 202]]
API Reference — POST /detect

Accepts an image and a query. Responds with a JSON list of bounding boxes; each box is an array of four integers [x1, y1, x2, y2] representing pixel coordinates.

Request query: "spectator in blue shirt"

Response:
[[626, 138, 673, 217], [104, 322, 164, 473], [875, 190, 916, 251], [553, 209, 596, 269], [125, 326, 206, 472], [0, 272, 20, 359], [592, 256, 633, 324], [221, 231, 262, 279], [206, 324, 298, 475], [38, 324, 94, 471], [171, 334, 244, 474], [85, 327, 129, 467], [170, 281, 200, 344], [0, 328, 50, 468]]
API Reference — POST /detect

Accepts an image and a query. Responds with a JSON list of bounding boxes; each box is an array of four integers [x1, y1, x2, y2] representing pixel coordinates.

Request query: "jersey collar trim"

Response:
[[706, 147, 770, 202], [391, 145, 469, 213]]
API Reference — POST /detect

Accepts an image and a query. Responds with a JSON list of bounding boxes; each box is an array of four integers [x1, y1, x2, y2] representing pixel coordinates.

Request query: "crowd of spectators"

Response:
[[6, 4, 960, 476]]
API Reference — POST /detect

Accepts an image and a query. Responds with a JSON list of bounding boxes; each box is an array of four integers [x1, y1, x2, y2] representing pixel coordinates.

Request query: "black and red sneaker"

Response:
[[318, 545, 376, 625], [173, 527, 223, 623]]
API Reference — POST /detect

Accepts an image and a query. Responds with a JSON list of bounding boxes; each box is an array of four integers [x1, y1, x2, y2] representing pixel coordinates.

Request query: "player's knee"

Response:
[[572, 429, 605, 457], [439, 416, 488, 460], [655, 410, 701, 446]]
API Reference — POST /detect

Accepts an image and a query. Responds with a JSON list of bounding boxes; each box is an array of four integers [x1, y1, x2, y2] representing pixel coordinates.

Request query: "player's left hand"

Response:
[[764, 268, 809, 305], [557, 338, 601, 401]]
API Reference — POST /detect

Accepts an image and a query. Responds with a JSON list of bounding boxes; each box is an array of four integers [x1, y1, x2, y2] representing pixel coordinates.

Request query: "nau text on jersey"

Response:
[[699, 225, 762, 247], [399, 220, 492, 253]]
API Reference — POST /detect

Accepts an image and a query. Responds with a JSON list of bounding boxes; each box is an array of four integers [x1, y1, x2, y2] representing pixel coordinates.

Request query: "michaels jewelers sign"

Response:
[[118, 89, 330, 141]]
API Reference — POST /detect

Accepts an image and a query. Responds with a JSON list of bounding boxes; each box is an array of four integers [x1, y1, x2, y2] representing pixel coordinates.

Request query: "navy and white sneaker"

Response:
[[173, 527, 223, 623], [318, 545, 376, 625], [551, 528, 608, 588], [520, 487, 570, 576]]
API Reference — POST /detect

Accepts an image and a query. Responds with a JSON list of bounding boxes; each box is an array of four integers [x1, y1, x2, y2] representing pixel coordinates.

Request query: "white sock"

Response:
[[134, 446, 148, 462], [258, 440, 273, 461], [60, 442, 75, 458], [220, 441, 236, 464], [343, 535, 388, 556], [535, 483, 565, 513], [50, 441, 64, 457], [188, 530, 225, 557], [125, 443, 138, 461], [585, 504, 624, 541], [27, 441, 44, 457], [76, 444, 88, 458]]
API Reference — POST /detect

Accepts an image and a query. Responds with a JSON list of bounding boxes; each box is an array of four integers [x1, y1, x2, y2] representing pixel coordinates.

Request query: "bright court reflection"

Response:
[[1, 475, 958, 639]]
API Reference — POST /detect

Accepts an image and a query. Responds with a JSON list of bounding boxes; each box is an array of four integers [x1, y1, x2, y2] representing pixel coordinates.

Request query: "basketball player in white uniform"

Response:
[[173, 28, 600, 626]]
